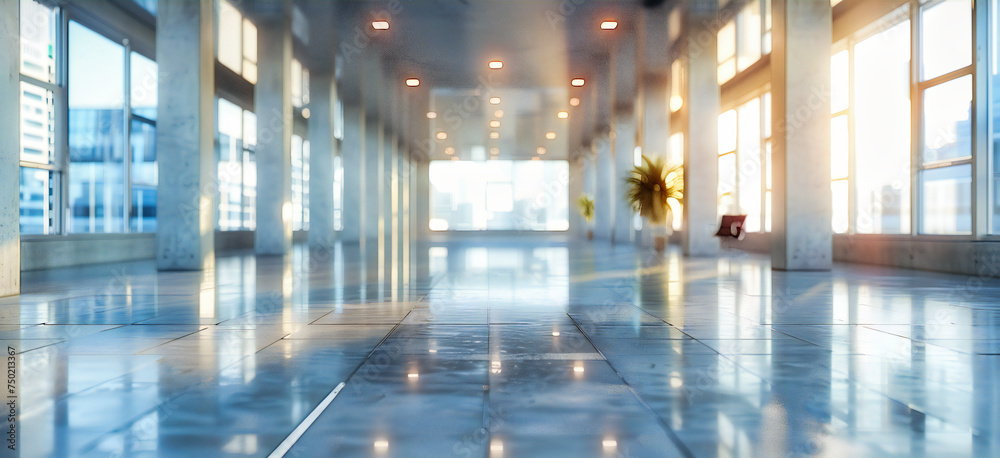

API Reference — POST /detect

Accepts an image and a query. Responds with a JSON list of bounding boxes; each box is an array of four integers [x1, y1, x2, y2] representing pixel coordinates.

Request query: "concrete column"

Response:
[[770, 0, 832, 270], [309, 72, 340, 249], [595, 135, 615, 241], [682, 4, 720, 256], [308, 71, 337, 249], [341, 104, 364, 242], [0, 0, 19, 296], [155, 0, 215, 271], [613, 112, 637, 244], [365, 117, 382, 242], [568, 157, 584, 237], [254, 13, 293, 255], [642, 74, 671, 163]]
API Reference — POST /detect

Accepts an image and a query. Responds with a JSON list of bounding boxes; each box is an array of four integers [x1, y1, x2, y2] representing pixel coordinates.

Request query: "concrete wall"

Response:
[[22, 235, 156, 271]]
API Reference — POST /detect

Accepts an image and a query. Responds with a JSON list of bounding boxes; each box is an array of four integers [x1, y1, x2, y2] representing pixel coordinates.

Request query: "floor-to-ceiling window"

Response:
[[718, 93, 770, 233], [18, 0, 60, 235], [216, 98, 257, 231], [717, 0, 772, 85], [429, 160, 569, 231], [829, 8, 912, 235], [291, 134, 310, 231], [918, 0, 973, 234], [68, 21, 126, 234], [216, 0, 257, 84], [992, 0, 1000, 234], [130, 52, 158, 232]]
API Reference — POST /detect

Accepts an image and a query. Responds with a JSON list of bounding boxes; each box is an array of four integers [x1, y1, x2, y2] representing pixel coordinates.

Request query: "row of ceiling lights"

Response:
[[371, 18, 617, 160]]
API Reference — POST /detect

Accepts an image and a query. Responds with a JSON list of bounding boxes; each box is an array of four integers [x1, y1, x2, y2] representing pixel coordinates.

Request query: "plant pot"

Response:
[[646, 223, 671, 252], [653, 235, 667, 252]]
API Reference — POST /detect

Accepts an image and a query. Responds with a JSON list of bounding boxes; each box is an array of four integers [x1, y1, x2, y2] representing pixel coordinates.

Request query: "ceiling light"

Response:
[[570, 97, 580, 107], [490, 147, 499, 155], [489, 120, 501, 128], [301, 108, 310, 119], [545, 132, 556, 140], [427, 111, 437, 119], [436, 131, 447, 140], [489, 60, 503, 69], [601, 20, 618, 30], [557, 111, 569, 119], [537, 147, 546, 155], [489, 97, 501, 105], [495, 110, 504, 118], [372, 21, 389, 30], [571, 78, 585, 87], [490, 131, 500, 139], [405, 78, 420, 87], [444, 147, 455, 155]]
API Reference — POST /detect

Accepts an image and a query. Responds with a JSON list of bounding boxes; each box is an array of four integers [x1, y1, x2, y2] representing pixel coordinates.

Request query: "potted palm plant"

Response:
[[577, 194, 596, 240], [625, 155, 683, 252]]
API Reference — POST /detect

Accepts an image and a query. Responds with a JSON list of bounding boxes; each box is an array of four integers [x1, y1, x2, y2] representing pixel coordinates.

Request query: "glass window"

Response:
[[670, 59, 685, 112], [19, 81, 55, 164], [291, 59, 303, 108], [19, 0, 57, 83], [832, 181, 849, 234], [831, 115, 849, 180], [68, 21, 126, 234], [737, 98, 762, 232], [992, 0, 1000, 233], [921, 164, 972, 234], [19, 167, 51, 235], [242, 19, 258, 84], [217, 0, 243, 74], [920, 0, 972, 81], [130, 120, 157, 232], [854, 20, 911, 234], [133, 0, 157, 15], [291, 135, 310, 231], [669, 133, 684, 231], [333, 155, 344, 231], [737, 0, 762, 72], [921, 75, 972, 163], [831, 50, 849, 114], [217, 98, 245, 230], [429, 160, 569, 231], [131, 52, 158, 120], [718, 153, 737, 216], [718, 21, 737, 84], [718, 109, 737, 155]]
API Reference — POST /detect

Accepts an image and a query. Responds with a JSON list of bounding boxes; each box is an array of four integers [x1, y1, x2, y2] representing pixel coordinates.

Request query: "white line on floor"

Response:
[[268, 381, 347, 458]]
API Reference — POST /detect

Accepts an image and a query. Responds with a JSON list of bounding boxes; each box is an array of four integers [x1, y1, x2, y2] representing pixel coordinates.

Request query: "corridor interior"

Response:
[[8, 241, 1000, 456]]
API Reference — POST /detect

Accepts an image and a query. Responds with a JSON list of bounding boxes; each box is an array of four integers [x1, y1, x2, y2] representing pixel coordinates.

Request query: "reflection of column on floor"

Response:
[[365, 116, 382, 290], [341, 104, 364, 243], [613, 110, 637, 245]]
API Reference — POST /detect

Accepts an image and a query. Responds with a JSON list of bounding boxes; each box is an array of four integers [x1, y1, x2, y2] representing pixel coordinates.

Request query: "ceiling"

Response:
[[297, 0, 668, 161]]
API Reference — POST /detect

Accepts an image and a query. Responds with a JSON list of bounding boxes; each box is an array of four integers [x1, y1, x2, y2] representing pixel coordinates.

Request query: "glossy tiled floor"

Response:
[[5, 240, 1000, 457]]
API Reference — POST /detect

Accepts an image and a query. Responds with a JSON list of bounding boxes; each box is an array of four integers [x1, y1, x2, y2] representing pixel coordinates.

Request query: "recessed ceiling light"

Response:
[[601, 20, 618, 30], [372, 21, 389, 30], [570, 97, 580, 107], [427, 111, 437, 119], [490, 131, 500, 139], [489, 60, 503, 69], [490, 147, 499, 155], [405, 78, 420, 87], [489, 120, 501, 128], [489, 97, 501, 105], [495, 110, 504, 118], [545, 132, 557, 140], [557, 111, 569, 119], [571, 78, 585, 87], [436, 131, 447, 140], [444, 147, 455, 155], [537, 147, 547, 155], [301, 108, 311, 119]]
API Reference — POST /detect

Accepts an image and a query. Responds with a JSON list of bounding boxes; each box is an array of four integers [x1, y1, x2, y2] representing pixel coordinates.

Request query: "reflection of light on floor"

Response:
[[602, 439, 617, 448], [408, 373, 419, 379], [491, 360, 502, 374], [573, 362, 584, 375], [222, 434, 258, 454], [373, 439, 389, 450], [490, 439, 504, 454]]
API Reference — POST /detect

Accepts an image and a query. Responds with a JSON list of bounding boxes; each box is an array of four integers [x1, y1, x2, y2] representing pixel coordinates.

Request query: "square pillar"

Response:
[[613, 112, 637, 244], [770, 0, 832, 270], [0, 0, 20, 296], [341, 104, 364, 242], [308, 71, 338, 249], [255, 13, 294, 255], [682, 4, 721, 257], [155, 0, 216, 271]]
